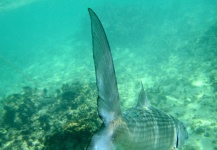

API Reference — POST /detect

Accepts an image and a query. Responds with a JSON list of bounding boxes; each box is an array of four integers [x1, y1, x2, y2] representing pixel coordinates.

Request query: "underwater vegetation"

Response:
[[0, 82, 101, 149], [0, 3, 217, 150]]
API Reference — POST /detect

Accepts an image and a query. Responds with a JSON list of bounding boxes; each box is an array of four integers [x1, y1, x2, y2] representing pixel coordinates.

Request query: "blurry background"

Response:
[[0, 0, 217, 149], [0, 0, 216, 96]]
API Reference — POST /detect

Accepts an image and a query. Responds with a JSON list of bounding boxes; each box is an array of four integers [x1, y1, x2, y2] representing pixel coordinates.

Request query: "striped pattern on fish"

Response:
[[120, 106, 185, 150], [87, 8, 188, 150]]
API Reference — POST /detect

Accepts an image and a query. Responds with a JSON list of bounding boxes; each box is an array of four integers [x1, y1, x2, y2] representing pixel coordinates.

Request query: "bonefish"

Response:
[[87, 8, 188, 150]]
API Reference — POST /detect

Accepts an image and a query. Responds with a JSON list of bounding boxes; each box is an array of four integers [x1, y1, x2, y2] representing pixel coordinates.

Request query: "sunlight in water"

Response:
[[0, 0, 41, 12], [192, 80, 204, 87]]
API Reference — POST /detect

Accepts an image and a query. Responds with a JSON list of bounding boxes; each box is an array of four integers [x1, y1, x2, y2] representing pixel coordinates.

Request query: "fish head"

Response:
[[176, 121, 188, 148]]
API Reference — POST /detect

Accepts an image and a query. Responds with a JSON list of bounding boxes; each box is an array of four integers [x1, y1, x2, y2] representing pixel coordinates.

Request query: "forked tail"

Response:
[[88, 8, 121, 125]]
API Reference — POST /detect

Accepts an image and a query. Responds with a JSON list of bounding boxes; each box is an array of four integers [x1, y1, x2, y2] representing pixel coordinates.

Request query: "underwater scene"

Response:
[[0, 0, 217, 149]]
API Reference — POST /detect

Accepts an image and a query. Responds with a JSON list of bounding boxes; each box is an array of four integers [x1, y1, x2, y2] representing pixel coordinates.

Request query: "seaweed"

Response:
[[0, 82, 100, 149], [3, 106, 16, 126]]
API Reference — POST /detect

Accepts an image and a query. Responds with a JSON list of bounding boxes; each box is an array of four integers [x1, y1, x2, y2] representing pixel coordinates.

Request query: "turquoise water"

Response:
[[0, 0, 217, 149]]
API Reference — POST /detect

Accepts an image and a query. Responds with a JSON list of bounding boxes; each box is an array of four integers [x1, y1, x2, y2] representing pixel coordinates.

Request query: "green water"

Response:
[[0, 0, 217, 149]]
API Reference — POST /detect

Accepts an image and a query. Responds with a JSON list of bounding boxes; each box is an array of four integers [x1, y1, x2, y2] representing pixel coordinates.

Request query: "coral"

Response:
[[0, 82, 101, 149]]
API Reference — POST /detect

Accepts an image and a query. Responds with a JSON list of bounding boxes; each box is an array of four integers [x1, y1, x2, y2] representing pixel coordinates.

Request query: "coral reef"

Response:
[[0, 83, 101, 149]]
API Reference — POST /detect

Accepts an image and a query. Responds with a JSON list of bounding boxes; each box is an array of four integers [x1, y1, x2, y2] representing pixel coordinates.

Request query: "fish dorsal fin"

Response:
[[88, 8, 121, 125], [137, 83, 150, 108]]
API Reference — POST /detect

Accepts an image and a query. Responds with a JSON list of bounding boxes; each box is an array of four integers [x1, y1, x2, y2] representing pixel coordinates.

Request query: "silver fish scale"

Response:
[[117, 106, 178, 150]]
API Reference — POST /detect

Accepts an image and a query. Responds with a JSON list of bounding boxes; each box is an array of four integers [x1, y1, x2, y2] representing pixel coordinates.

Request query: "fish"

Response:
[[87, 8, 188, 150]]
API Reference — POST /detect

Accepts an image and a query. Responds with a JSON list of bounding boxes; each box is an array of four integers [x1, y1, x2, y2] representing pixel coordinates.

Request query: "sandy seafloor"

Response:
[[0, 0, 217, 150]]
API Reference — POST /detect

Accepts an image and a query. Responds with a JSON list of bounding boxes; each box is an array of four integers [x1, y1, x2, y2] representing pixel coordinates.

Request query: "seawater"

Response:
[[0, 0, 217, 149]]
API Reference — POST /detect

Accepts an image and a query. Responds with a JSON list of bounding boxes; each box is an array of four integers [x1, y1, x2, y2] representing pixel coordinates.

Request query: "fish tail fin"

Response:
[[88, 8, 121, 125]]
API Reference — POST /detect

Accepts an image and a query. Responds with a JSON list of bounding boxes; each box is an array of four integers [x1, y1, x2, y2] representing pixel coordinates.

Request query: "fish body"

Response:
[[87, 8, 188, 150]]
